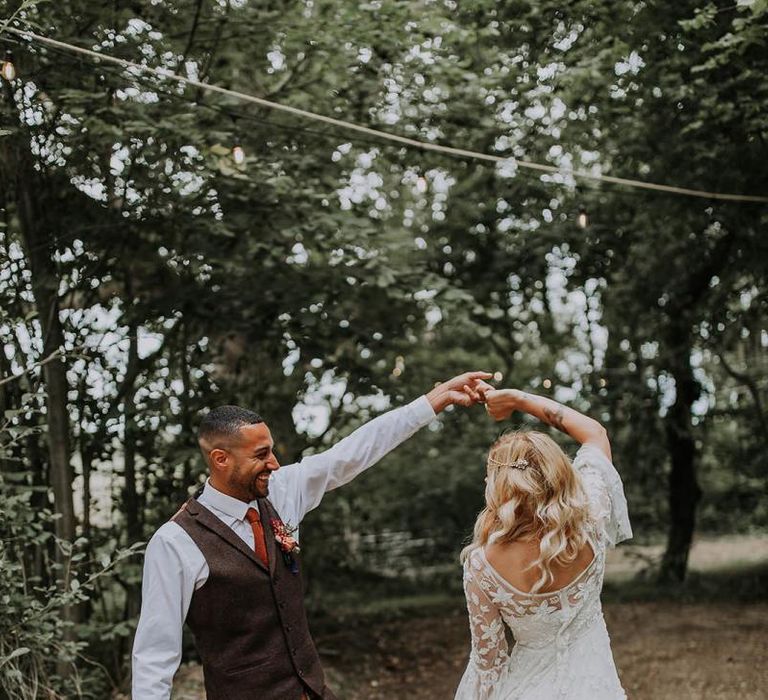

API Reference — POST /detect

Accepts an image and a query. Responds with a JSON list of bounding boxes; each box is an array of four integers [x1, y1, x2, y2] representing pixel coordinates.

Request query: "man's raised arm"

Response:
[[272, 371, 491, 523]]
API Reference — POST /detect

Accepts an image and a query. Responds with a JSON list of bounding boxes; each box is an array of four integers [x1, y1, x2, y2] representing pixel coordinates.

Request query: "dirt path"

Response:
[[169, 601, 768, 699]]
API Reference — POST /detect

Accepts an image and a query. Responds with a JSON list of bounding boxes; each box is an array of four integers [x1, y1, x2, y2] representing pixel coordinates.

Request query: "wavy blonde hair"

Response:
[[461, 430, 593, 593]]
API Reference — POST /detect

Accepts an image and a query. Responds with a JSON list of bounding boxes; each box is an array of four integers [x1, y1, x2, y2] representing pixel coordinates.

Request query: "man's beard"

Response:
[[255, 477, 270, 498], [230, 466, 268, 500]]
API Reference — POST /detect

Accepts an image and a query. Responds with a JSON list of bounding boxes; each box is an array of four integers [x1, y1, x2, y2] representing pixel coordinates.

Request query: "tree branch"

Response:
[[0, 344, 88, 388], [717, 352, 768, 442]]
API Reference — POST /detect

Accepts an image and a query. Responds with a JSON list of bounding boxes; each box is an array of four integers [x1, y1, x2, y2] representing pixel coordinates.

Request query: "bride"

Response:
[[454, 386, 632, 700]]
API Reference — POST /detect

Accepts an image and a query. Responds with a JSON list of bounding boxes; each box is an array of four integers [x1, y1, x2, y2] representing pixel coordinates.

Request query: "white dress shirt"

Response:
[[131, 395, 435, 699]]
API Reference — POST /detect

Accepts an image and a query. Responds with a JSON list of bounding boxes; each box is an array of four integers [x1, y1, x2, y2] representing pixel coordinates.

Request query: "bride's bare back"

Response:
[[485, 538, 595, 594]]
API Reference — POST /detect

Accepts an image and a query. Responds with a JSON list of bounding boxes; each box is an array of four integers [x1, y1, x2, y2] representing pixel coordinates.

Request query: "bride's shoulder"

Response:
[[486, 539, 536, 567], [485, 540, 540, 578], [463, 546, 484, 568], [463, 546, 494, 578]]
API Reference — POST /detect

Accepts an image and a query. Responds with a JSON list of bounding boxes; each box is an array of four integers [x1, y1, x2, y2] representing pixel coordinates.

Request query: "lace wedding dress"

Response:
[[455, 444, 633, 700]]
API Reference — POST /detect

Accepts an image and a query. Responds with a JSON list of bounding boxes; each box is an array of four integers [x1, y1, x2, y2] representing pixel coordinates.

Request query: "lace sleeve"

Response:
[[573, 444, 633, 547], [454, 552, 509, 700]]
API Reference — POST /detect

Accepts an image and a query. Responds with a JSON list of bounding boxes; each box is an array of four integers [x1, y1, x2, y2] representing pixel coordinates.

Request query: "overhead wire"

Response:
[[2, 37, 725, 259], [3, 31, 751, 212], [3, 33, 563, 205], [2, 28, 760, 252], [2, 33, 480, 171], [2, 26, 766, 204]]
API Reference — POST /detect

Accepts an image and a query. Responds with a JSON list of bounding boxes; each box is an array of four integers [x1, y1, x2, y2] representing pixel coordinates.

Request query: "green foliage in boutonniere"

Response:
[[270, 517, 300, 574]]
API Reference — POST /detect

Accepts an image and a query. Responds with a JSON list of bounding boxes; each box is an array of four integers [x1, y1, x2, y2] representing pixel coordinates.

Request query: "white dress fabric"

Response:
[[455, 444, 633, 700]]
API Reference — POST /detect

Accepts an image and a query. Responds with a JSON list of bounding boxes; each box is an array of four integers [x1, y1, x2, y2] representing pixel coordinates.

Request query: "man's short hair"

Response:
[[198, 405, 264, 447]]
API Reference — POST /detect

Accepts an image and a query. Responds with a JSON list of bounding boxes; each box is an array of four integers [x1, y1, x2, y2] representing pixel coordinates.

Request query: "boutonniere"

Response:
[[270, 517, 300, 574]]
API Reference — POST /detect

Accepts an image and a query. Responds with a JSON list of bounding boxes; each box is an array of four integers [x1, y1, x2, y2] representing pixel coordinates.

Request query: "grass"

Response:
[[602, 560, 768, 604], [307, 558, 768, 635]]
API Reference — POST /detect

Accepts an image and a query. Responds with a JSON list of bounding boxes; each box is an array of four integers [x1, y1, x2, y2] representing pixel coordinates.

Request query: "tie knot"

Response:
[[245, 507, 260, 524]]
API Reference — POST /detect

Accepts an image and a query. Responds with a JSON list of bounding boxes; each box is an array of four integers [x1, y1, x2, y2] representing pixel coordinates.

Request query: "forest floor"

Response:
[[165, 535, 768, 700]]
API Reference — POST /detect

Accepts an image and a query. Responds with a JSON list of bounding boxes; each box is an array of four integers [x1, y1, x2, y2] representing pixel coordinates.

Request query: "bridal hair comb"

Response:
[[487, 455, 530, 471]]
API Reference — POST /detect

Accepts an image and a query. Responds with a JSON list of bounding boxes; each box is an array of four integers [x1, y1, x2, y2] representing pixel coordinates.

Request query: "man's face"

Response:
[[218, 423, 281, 501]]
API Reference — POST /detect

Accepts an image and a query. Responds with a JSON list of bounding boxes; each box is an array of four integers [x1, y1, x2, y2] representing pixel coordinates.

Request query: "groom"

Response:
[[131, 371, 491, 700]]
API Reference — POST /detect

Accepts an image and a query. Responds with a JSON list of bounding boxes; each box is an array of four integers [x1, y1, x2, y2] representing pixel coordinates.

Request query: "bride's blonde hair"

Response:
[[461, 430, 592, 593]]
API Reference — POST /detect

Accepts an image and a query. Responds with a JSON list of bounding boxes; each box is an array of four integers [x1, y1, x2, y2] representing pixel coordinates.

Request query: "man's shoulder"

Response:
[[168, 496, 200, 523], [149, 514, 194, 548], [150, 518, 181, 538], [144, 516, 205, 569]]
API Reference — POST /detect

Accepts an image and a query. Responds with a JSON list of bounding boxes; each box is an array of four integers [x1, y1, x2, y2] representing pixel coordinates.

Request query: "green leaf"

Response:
[[0, 648, 31, 668]]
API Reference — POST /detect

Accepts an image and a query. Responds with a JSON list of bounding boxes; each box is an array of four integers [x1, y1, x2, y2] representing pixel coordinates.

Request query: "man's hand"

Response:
[[426, 371, 493, 413]]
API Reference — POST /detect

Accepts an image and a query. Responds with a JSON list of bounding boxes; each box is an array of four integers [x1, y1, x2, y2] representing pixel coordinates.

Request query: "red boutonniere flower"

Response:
[[270, 517, 300, 555]]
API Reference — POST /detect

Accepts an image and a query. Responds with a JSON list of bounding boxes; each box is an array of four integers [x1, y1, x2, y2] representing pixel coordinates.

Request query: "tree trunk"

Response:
[[658, 329, 702, 583], [0, 345, 20, 474], [81, 434, 92, 541], [1, 103, 81, 662], [4, 137, 79, 571], [180, 322, 195, 487], [121, 316, 144, 672], [123, 319, 141, 544]]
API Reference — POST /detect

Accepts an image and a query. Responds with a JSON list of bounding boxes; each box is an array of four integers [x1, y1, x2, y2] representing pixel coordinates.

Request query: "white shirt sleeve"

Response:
[[270, 395, 436, 526], [131, 523, 206, 700]]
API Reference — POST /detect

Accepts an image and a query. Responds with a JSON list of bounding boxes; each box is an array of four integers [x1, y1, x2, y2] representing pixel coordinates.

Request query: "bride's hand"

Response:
[[484, 388, 523, 421], [462, 379, 494, 404], [426, 371, 493, 412]]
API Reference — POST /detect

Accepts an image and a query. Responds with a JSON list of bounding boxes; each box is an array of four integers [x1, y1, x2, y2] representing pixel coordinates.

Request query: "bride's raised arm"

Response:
[[476, 384, 631, 546], [481, 387, 611, 460]]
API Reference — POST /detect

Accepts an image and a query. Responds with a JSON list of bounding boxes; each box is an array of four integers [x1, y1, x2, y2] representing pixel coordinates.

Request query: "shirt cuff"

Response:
[[409, 395, 437, 426]]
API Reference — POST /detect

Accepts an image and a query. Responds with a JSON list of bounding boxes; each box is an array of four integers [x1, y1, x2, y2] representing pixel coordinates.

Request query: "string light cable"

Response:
[[1, 31, 571, 196], [2, 26, 767, 204]]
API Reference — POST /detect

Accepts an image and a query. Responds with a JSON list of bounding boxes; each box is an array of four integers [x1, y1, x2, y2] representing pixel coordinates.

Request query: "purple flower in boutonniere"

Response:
[[270, 517, 300, 574]]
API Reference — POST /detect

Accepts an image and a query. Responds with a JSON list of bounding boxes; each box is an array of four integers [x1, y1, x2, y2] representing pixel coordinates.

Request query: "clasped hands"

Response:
[[426, 371, 521, 420]]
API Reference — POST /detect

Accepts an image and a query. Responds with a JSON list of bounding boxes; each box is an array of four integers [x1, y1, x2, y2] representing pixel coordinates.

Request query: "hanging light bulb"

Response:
[[577, 207, 589, 229], [1, 50, 16, 82], [232, 143, 246, 166]]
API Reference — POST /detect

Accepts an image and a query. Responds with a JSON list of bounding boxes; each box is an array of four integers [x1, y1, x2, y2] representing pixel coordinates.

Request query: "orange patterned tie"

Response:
[[245, 507, 269, 566]]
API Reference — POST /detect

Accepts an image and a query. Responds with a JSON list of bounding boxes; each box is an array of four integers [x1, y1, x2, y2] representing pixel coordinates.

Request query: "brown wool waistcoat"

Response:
[[172, 496, 336, 700]]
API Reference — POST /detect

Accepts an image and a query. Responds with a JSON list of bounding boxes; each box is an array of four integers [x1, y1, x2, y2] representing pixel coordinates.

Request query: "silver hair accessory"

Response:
[[487, 455, 530, 471]]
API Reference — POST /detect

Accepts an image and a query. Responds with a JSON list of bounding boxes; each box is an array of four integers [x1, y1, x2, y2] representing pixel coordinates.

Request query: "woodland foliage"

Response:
[[0, 0, 766, 695]]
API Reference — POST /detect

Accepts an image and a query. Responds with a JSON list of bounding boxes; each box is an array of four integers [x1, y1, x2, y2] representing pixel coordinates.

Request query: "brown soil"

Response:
[[168, 601, 768, 699]]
